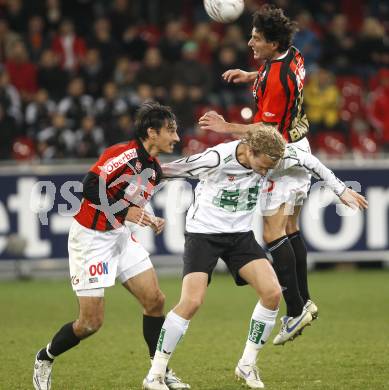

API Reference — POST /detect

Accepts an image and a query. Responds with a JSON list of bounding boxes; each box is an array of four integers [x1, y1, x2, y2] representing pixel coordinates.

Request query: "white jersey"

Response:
[[162, 140, 346, 234]]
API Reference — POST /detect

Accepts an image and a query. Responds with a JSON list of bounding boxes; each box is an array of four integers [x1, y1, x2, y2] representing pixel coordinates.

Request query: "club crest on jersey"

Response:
[[227, 175, 235, 182]]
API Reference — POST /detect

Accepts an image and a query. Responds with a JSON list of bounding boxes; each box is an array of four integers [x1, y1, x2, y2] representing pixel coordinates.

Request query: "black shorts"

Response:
[[183, 231, 268, 286]]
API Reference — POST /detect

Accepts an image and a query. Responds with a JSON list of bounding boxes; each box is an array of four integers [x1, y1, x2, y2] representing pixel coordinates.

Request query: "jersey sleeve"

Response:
[[162, 149, 220, 179], [279, 145, 346, 196]]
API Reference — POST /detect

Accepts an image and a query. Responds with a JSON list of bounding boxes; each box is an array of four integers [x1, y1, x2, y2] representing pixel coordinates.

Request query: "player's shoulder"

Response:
[[209, 140, 240, 163]]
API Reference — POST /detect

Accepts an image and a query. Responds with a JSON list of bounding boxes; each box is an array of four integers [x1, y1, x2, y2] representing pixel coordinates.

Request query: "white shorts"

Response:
[[260, 138, 312, 214], [68, 219, 152, 296]]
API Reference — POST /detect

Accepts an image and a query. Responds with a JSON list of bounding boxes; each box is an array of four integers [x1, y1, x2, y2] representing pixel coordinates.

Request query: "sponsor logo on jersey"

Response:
[[89, 261, 109, 276], [89, 277, 98, 283], [101, 148, 138, 174], [264, 111, 275, 117], [224, 155, 233, 163]]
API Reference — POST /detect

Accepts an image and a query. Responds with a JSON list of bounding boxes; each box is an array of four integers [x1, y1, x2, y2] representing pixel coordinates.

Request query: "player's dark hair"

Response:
[[134, 102, 176, 140], [252, 4, 298, 52]]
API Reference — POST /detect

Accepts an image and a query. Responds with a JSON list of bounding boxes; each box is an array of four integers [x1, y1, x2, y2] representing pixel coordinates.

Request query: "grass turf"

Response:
[[1, 270, 389, 389]]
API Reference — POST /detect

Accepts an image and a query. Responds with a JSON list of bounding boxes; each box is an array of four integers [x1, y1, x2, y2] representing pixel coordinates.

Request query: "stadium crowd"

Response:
[[0, 0, 388, 161]]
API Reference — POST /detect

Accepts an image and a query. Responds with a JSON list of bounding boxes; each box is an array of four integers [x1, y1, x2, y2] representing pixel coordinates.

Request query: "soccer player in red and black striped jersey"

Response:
[[33, 103, 190, 390], [199, 4, 320, 346]]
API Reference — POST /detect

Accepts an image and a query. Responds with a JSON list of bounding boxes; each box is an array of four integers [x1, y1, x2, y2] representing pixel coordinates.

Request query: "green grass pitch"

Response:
[[1, 270, 389, 389]]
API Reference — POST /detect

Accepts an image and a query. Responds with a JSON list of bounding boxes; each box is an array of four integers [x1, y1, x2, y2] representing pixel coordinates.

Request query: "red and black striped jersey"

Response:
[[74, 138, 162, 231], [252, 46, 309, 143]]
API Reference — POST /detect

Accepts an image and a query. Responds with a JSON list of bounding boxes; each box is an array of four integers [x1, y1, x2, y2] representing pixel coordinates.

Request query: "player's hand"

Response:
[[222, 69, 254, 83], [151, 217, 165, 235], [339, 188, 368, 210], [199, 111, 228, 133], [125, 206, 155, 227]]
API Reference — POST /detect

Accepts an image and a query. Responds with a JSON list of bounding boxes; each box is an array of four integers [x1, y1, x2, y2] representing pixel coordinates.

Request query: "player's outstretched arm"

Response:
[[162, 148, 220, 179], [339, 188, 368, 210], [222, 69, 257, 83], [198, 110, 260, 134]]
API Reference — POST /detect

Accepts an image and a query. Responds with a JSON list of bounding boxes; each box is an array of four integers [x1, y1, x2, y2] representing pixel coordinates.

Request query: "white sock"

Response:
[[241, 302, 278, 365], [149, 311, 190, 376]]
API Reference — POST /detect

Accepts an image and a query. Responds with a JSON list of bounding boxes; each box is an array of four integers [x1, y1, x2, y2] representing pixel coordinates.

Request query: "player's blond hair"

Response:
[[244, 123, 286, 160]]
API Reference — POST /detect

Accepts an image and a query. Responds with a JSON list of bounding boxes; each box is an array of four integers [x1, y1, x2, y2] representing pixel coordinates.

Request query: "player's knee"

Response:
[[263, 284, 282, 309], [183, 296, 204, 315], [75, 316, 104, 338], [143, 289, 165, 315]]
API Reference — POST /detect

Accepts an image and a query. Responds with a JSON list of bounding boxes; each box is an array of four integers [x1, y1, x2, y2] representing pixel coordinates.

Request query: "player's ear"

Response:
[[147, 127, 158, 139]]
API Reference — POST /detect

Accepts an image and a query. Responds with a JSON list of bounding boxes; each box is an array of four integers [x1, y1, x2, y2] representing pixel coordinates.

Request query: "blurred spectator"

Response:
[[51, 19, 87, 72], [136, 47, 172, 100], [24, 15, 48, 62], [45, 0, 63, 33], [25, 89, 56, 135], [0, 18, 21, 63], [88, 17, 122, 74], [174, 41, 212, 104], [5, 0, 28, 33], [192, 22, 219, 65], [36, 113, 75, 160], [0, 70, 22, 123], [57, 77, 93, 129], [158, 20, 186, 63], [5, 41, 37, 100], [74, 115, 105, 158], [105, 113, 133, 146], [79, 48, 108, 98], [212, 45, 250, 106], [167, 83, 195, 135], [95, 81, 128, 129], [352, 18, 388, 74], [320, 14, 355, 75], [304, 68, 343, 135], [367, 69, 389, 151], [293, 11, 321, 73], [113, 56, 137, 97], [122, 25, 148, 62], [220, 25, 249, 66], [0, 103, 19, 159], [37, 49, 69, 101], [108, 0, 135, 42]]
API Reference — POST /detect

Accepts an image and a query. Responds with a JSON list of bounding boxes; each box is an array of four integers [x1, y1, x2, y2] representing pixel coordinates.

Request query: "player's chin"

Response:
[[162, 143, 176, 153]]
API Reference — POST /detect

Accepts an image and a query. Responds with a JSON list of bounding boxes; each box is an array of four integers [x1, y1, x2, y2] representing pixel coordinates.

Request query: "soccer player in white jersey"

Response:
[[142, 125, 367, 389]]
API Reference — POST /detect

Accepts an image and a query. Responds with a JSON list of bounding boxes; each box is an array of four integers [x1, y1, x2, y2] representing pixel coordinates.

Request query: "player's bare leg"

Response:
[[33, 296, 104, 390], [143, 272, 208, 390], [123, 268, 190, 389], [234, 259, 281, 388]]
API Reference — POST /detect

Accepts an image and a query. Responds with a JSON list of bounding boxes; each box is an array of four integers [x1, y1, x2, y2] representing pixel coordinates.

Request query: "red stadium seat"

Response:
[[337, 76, 366, 122]]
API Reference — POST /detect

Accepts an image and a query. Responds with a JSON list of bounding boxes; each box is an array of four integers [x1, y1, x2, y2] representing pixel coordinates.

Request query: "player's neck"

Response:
[[236, 143, 251, 169], [140, 138, 159, 157], [270, 49, 288, 61]]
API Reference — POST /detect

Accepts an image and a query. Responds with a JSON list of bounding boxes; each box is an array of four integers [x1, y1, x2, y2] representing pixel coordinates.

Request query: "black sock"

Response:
[[37, 348, 53, 362], [143, 315, 165, 359], [289, 231, 310, 303], [45, 322, 81, 358], [268, 236, 304, 317]]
